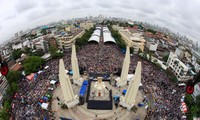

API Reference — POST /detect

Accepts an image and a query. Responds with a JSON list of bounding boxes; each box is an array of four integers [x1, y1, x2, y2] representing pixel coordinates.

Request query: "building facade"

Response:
[[58, 30, 85, 51], [145, 38, 158, 52], [0, 74, 9, 109], [167, 52, 190, 81], [80, 22, 94, 30]]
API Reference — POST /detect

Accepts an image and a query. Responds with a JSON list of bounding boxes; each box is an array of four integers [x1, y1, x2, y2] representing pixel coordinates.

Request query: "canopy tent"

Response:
[[65, 70, 69, 74], [38, 70, 44, 74], [26, 73, 35, 80], [41, 103, 49, 110], [50, 80, 57, 84], [44, 66, 49, 69]]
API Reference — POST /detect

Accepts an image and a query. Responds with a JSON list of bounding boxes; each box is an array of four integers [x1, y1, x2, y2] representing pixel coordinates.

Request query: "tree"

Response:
[[23, 56, 45, 75], [49, 45, 64, 58], [12, 49, 24, 60], [11, 82, 19, 92], [6, 70, 20, 85], [0, 108, 10, 120], [41, 29, 47, 35], [163, 54, 169, 62], [32, 49, 45, 57]]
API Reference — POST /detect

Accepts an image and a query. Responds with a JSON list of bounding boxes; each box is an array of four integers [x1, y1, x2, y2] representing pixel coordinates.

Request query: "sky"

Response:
[[0, 0, 200, 44]]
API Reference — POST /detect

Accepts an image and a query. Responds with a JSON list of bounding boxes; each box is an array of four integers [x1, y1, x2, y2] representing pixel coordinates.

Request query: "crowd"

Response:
[[11, 58, 60, 120], [77, 43, 124, 74], [10, 40, 184, 119], [130, 55, 185, 120], [77, 42, 184, 119]]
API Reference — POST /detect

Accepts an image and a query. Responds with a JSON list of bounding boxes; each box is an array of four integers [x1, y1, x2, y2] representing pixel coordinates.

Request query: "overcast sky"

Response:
[[0, 0, 200, 44]]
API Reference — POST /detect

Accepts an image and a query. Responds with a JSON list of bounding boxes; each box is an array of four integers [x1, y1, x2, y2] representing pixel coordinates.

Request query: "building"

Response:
[[145, 38, 158, 52], [80, 22, 94, 30], [58, 30, 85, 51], [117, 28, 145, 53], [167, 52, 191, 81], [34, 40, 49, 53], [0, 73, 9, 109], [12, 42, 23, 50]]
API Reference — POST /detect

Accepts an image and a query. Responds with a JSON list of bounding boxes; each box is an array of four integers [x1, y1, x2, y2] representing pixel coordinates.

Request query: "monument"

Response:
[[71, 44, 83, 86], [116, 46, 130, 87], [93, 77, 106, 97], [119, 61, 142, 110], [59, 59, 79, 108]]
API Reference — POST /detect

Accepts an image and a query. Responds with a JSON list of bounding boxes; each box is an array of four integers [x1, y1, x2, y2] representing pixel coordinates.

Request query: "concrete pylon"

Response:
[[59, 59, 79, 108], [119, 61, 142, 110], [71, 44, 83, 86], [116, 46, 130, 87]]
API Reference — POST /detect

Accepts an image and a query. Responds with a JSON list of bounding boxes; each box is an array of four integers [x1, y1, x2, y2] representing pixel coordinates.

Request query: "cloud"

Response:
[[15, 0, 37, 13], [0, 0, 200, 44]]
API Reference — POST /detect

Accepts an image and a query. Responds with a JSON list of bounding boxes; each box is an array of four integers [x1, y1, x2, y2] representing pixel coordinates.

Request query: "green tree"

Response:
[[0, 108, 10, 120], [49, 45, 64, 58], [12, 49, 24, 60], [11, 82, 19, 92], [163, 54, 169, 62], [6, 70, 20, 85], [40, 29, 47, 35], [24, 56, 45, 75]]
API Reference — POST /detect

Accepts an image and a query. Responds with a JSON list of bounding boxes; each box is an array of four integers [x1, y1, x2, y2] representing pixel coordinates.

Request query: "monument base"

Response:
[[119, 97, 134, 111], [65, 95, 79, 108], [73, 78, 84, 86], [115, 77, 127, 87]]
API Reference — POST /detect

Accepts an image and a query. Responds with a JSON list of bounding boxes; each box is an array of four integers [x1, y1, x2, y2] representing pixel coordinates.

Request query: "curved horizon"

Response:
[[0, 0, 200, 44]]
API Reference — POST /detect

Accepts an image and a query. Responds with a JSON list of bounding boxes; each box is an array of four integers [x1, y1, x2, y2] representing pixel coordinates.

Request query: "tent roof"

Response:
[[88, 35, 100, 43], [103, 33, 116, 43], [41, 103, 49, 109], [50, 80, 57, 84]]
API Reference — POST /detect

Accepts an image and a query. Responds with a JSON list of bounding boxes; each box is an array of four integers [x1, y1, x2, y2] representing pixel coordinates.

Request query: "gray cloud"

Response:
[[0, 0, 200, 44], [15, 0, 37, 13]]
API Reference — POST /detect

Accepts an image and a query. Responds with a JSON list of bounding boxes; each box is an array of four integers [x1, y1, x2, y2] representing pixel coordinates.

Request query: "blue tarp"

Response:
[[69, 70, 73, 75], [83, 80, 88, 85], [79, 80, 88, 96], [122, 90, 127, 95]]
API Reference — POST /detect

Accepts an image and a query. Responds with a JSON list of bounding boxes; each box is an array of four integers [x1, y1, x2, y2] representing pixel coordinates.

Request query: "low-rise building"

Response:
[[0, 73, 9, 109], [145, 38, 158, 52], [34, 40, 49, 53], [57, 30, 85, 51], [80, 22, 94, 30], [167, 52, 191, 81], [117, 28, 145, 53]]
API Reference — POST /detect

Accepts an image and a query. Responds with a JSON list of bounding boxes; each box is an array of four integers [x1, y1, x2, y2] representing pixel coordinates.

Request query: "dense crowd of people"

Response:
[[10, 40, 185, 119], [11, 59, 59, 120], [77, 43, 124, 74]]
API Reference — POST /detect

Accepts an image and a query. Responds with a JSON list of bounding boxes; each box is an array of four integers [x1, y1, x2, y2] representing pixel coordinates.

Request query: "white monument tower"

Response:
[[93, 77, 106, 97], [71, 44, 83, 86], [59, 59, 79, 108], [119, 61, 142, 110], [116, 46, 130, 87]]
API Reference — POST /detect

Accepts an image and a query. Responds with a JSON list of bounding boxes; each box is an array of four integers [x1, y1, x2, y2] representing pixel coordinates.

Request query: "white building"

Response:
[[0, 73, 9, 108], [12, 42, 23, 50], [167, 52, 190, 81], [145, 38, 158, 51], [34, 39, 49, 53]]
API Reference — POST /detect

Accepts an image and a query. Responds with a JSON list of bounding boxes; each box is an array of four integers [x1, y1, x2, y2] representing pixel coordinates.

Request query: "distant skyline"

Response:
[[0, 0, 200, 44]]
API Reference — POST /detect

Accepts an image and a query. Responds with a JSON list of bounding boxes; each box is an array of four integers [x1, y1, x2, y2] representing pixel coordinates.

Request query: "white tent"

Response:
[[65, 70, 69, 74], [50, 80, 57, 84], [44, 66, 49, 69], [41, 103, 49, 110]]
